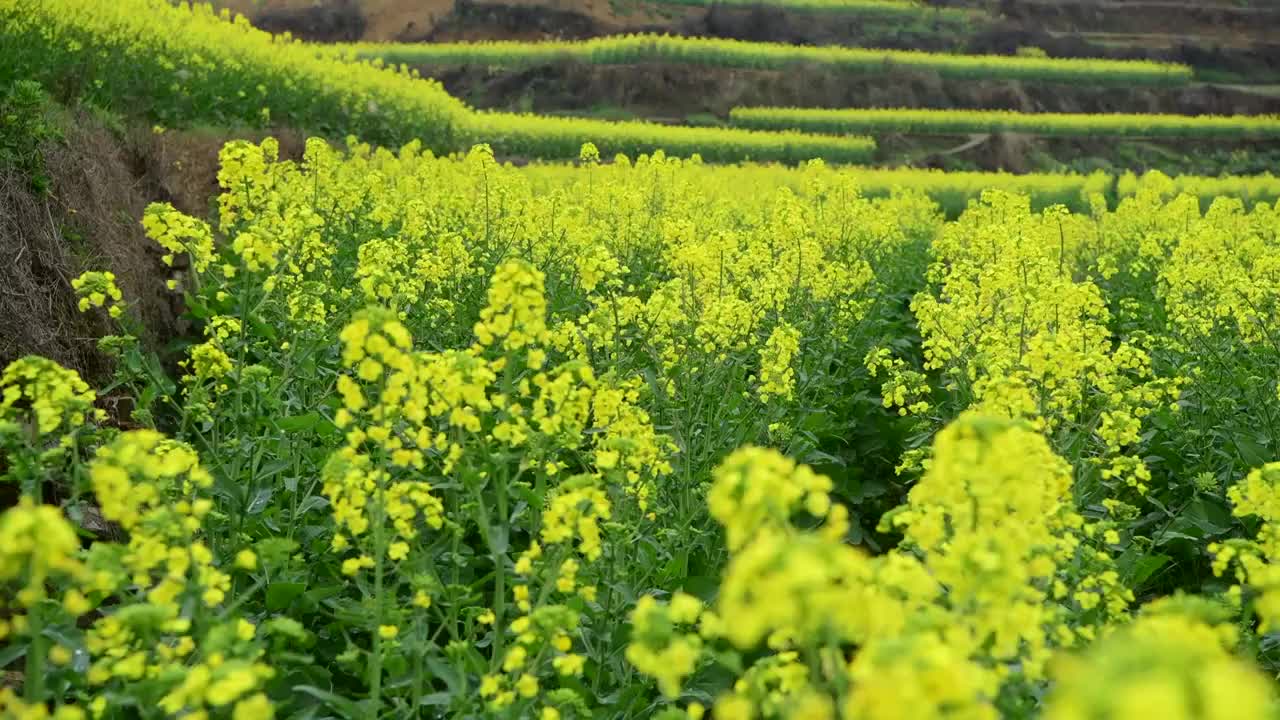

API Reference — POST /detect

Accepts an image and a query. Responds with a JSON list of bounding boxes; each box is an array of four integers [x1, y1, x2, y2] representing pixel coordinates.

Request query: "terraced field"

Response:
[[4, 1, 1280, 719]]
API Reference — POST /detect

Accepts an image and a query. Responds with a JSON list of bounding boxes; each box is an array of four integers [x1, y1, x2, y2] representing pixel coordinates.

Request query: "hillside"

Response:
[[210, 0, 1280, 174], [215, 0, 1280, 75]]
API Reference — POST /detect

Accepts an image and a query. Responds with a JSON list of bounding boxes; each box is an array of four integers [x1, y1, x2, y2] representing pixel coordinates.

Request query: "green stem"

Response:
[[369, 493, 387, 719], [218, 576, 270, 621], [25, 603, 45, 703]]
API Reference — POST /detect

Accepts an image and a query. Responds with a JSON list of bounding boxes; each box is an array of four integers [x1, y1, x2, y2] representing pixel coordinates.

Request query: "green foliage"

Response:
[[0, 79, 58, 192], [828, 166, 1112, 217], [7, 2, 1280, 713], [0, 139, 944, 717]]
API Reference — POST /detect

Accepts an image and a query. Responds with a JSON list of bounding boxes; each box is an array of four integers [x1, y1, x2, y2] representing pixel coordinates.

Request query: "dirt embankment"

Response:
[[987, 0, 1280, 80], [1, 113, 176, 380], [425, 0, 662, 41], [435, 61, 1280, 118], [966, 24, 1280, 81], [998, 0, 1280, 44], [214, 0, 453, 42], [0, 108, 305, 383], [465, 2, 1280, 80], [253, 0, 368, 41], [212, 0, 669, 41]]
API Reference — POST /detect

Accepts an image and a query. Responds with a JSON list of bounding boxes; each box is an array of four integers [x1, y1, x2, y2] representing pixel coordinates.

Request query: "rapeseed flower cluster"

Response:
[[71, 271, 124, 318], [142, 202, 216, 274], [844, 633, 995, 720], [0, 498, 88, 640], [1213, 463, 1280, 632], [1, 372, 277, 716], [709, 445, 848, 550], [865, 347, 932, 416], [912, 191, 1182, 492], [1159, 197, 1280, 346], [664, 413, 1143, 717], [889, 415, 1126, 675], [0, 690, 88, 720], [756, 323, 801, 403], [1044, 610, 1272, 720], [1, 356, 100, 438], [326, 308, 446, 571], [625, 593, 705, 699], [88, 430, 227, 607]]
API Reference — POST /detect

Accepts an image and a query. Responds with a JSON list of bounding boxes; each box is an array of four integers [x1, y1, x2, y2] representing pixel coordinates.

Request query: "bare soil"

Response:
[[213, 0, 674, 41], [998, 0, 1280, 44], [0, 111, 176, 380], [434, 61, 1280, 117], [0, 108, 309, 383]]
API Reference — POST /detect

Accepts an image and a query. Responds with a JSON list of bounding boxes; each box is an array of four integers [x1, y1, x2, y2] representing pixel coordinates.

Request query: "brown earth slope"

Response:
[[1, 111, 177, 380], [212, 0, 676, 41], [0, 107, 306, 383], [435, 61, 1280, 118]]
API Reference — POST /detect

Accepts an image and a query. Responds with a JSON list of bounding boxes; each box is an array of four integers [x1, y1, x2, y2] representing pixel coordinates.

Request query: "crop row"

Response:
[[346, 34, 1194, 87], [1116, 170, 1280, 210], [729, 106, 1280, 139], [530, 163, 1277, 217], [797, 166, 1113, 216], [464, 112, 875, 164]]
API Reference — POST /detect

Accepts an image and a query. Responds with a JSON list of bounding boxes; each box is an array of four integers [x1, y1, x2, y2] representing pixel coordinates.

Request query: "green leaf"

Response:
[[293, 685, 363, 718], [1235, 434, 1272, 469], [1119, 550, 1171, 587], [680, 574, 719, 601], [0, 642, 26, 668], [267, 582, 307, 611], [246, 487, 274, 515], [278, 411, 338, 438], [249, 316, 279, 341], [418, 692, 452, 707], [1184, 497, 1232, 537], [278, 412, 324, 432], [296, 495, 329, 515], [425, 656, 463, 693], [1153, 528, 1202, 545], [662, 552, 689, 583]]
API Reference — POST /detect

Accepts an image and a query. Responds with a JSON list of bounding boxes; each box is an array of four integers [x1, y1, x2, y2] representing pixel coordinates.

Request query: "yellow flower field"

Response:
[[3, 134, 1280, 719]]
